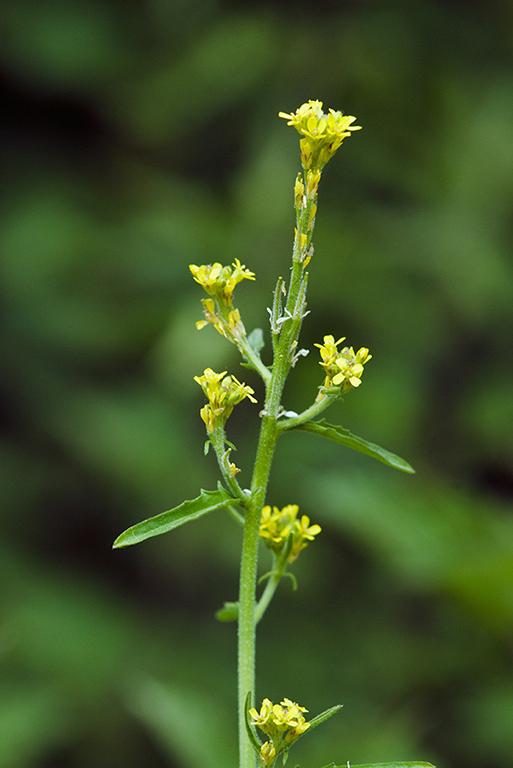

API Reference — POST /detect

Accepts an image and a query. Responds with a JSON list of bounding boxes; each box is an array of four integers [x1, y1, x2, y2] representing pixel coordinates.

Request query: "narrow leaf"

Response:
[[244, 692, 263, 756], [290, 704, 343, 750], [325, 763, 435, 768], [113, 484, 239, 548], [290, 420, 415, 473], [307, 704, 343, 731]]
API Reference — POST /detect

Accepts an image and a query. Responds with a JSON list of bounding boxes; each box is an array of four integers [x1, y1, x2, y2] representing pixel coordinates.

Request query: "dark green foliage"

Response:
[[0, 1, 512, 767]]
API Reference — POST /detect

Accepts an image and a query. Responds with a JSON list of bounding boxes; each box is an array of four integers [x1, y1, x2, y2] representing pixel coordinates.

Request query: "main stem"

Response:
[[237, 412, 277, 768], [237, 171, 317, 768], [237, 278, 308, 768]]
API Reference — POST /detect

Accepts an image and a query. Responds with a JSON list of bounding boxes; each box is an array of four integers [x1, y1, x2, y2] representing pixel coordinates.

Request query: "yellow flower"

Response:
[[289, 515, 322, 561], [332, 346, 372, 392], [315, 335, 346, 373], [315, 335, 371, 392], [194, 368, 256, 433], [189, 262, 224, 295], [190, 259, 255, 306], [279, 100, 361, 170], [259, 504, 297, 547], [250, 698, 310, 747], [250, 697, 275, 733], [259, 504, 321, 562], [190, 261, 254, 345]]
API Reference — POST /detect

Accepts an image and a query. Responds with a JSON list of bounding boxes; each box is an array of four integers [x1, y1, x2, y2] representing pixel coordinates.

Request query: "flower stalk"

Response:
[[112, 101, 424, 768], [234, 102, 362, 768]]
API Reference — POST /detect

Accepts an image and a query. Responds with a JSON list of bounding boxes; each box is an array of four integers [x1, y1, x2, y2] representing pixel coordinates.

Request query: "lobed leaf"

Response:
[[113, 484, 240, 548], [289, 420, 415, 473]]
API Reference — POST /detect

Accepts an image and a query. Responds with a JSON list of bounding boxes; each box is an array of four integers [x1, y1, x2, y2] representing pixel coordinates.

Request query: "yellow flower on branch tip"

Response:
[[250, 697, 310, 746], [189, 259, 255, 305], [279, 100, 361, 171], [249, 698, 274, 731], [316, 335, 371, 392], [259, 504, 321, 562], [332, 346, 372, 391], [189, 263, 223, 294], [194, 368, 256, 433], [315, 335, 346, 371], [289, 515, 322, 561]]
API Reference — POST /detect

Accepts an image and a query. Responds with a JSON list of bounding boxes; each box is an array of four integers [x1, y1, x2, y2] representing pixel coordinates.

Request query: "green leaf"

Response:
[[290, 705, 343, 750], [215, 601, 239, 622], [289, 420, 415, 474], [113, 484, 239, 548], [323, 763, 435, 768], [244, 692, 263, 756], [247, 327, 265, 355], [306, 704, 343, 732]]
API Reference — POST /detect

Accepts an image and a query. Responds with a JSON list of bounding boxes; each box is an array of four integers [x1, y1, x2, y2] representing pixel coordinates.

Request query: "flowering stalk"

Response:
[[113, 101, 420, 768], [236, 103, 362, 768]]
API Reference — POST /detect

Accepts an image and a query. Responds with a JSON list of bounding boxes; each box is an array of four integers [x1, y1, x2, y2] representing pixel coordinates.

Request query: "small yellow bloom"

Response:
[[250, 698, 275, 732], [259, 504, 321, 562], [194, 368, 256, 433], [332, 346, 372, 391], [315, 335, 346, 376], [189, 263, 223, 294], [315, 335, 371, 392], [259, 504, 297, 547], [190, 259, 255, 306], [279, 100, 361, 171], [289, 515, 322, 561], [251, 697, 310, 748]]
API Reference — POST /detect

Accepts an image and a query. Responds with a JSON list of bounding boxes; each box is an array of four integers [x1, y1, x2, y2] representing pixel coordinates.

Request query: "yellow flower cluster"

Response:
[[194, 368, 256, 433], [279, 100, 361, 171], [250, 698, 311, 764], [259, 504, 321, 562], [190, 259, 255, 306], [315, 334, 371, 393], [189, 259, 255, 345]]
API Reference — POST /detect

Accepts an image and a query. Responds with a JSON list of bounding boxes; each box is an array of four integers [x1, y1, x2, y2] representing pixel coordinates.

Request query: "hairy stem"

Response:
[[237, 262, 310, 768]]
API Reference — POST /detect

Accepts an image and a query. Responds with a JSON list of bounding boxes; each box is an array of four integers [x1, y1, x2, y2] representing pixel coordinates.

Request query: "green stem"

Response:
[[210, 426, 246, 500], [237, 334, 272, 385], [237, 174, 319, 768], [276, 391, 339, 433], [254, 550, 293, 625], [237, 265, 309, 768], [254, 571, 279, 625], [238, 412, 277, 768]]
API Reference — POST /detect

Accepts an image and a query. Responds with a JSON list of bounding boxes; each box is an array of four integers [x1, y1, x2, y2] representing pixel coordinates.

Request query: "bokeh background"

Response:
[[1, 0, 513, 766]]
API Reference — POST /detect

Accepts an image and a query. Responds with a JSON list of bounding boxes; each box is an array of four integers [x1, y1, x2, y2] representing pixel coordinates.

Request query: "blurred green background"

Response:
[[1, 0, 512, 766]]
